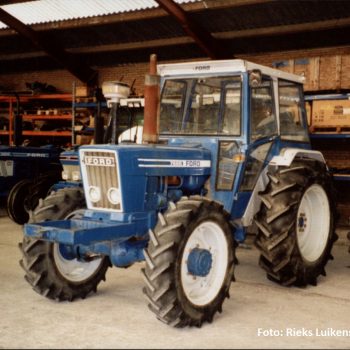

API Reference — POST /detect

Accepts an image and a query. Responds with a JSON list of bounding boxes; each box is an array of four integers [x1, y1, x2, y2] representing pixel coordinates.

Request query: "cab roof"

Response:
[[157, 59, 305, 84]]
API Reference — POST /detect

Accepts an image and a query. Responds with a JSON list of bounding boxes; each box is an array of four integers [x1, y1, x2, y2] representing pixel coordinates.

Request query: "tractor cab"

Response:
[[158, 60, 309, 144], [157, 60, 311, 232]]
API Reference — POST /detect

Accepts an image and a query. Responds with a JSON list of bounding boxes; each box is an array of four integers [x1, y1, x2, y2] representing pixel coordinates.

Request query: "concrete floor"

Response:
[[1, 211, 350, 349]]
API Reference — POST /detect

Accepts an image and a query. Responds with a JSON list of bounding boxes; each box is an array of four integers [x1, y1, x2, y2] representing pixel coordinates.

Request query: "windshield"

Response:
[[159, 76, 241, 136]]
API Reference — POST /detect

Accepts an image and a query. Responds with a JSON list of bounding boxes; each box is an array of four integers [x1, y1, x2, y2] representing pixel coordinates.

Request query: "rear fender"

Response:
[[269, 148, 326, 168], [241, 148, 327, 228]]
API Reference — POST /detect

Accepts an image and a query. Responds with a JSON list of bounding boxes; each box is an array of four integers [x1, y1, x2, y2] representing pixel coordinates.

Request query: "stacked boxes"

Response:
[[310, 99, 350, 132]]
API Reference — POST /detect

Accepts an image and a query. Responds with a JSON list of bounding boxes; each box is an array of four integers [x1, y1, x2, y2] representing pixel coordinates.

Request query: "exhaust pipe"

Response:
[[143, 54, 160, 143]]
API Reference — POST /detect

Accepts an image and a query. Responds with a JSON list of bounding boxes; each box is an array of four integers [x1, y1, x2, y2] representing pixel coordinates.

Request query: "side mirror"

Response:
[[249, 69, 262, 88]]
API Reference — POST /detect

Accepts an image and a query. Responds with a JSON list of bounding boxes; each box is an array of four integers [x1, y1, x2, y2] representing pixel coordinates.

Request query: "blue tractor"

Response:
[[50, 94, 145, 203], [4, 145, 63, 224], [20, 58, 336, 327], [0, 93, 63, 224]]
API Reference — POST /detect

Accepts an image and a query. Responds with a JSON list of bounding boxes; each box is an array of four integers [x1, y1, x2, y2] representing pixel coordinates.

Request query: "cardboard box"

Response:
[[76, 134, 93, 145], [272, 54, 350, 92], [75, 85, 93, 97], [311, 99, 350, 127]]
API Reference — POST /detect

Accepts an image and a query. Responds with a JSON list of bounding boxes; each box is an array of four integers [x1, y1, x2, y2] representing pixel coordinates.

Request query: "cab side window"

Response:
[[279, 80, 309, 142], [250, 77, 277, 141]]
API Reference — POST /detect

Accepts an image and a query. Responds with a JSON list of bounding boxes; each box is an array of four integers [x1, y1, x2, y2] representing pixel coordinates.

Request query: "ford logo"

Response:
[[84, 156, 115, 167]]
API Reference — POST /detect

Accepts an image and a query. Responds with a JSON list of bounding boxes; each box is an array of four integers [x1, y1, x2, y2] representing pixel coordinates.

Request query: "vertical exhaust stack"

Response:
[[143, 54, 160, 144]]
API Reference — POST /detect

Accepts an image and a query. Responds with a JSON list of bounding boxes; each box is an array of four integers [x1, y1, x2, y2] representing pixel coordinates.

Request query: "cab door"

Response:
[[231, 75, 277, 221]]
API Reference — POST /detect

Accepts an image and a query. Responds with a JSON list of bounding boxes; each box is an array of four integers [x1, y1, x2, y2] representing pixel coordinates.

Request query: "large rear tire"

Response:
[[7, 179, 33, 224], [19, 187, 110, 301], [7, 173, 61, 225], [255, 160, 337, 286], [142, 197, 236, 327]]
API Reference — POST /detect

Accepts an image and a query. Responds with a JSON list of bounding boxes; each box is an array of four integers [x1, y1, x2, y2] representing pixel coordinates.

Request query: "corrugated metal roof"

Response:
[[0, 0, 198, 29]]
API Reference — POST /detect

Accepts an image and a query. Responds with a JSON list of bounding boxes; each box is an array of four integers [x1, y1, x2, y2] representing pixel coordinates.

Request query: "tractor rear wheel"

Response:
[[7, 179, 33, 224], [255, 160, 337, 286], [142, 197, 236, 327], [7, 173, 61, 225], [19, 187, 110, 301]]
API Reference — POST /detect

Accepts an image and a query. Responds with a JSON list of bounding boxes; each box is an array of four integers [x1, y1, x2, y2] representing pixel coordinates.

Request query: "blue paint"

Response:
[[110, 239, 147, 267], [77, 239, 148, 267], [272, 60, 289, 68], [0, 144, 62, 198], [187, 248, 212, 277], [51, 181, 82, 191], [58, 244, 76, 260], [233, 225, 246, 243], [305, 93, 350, 101], [59, 148, 79, 166], [25, 210, 157, 245], [298, 215, 305, 229], [295, 58, 309, 65]]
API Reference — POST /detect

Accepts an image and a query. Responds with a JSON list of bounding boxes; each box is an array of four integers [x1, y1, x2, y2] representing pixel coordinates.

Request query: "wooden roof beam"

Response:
[[155, 0, 232, 59], [0, 7, 97, 84], [0, 0, 38, 5]]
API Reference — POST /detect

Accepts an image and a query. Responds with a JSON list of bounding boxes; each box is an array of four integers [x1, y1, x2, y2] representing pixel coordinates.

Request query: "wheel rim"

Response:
[[296, 184, 330, 262], [53, 244, 104, 283], [181, 221, 229, 306]]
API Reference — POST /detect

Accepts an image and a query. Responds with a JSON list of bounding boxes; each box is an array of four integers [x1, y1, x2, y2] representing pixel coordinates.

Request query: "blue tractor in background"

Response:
[[20, 58, 337, 328], [52, 93, 145, 202], [0, 94, 63, 224], [4, 145, 63, 224], [4, 85, 143, 225]]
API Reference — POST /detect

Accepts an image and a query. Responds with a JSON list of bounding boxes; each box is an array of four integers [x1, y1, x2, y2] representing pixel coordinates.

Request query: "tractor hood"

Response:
[[78, 143, 211, 213], [79, 143, 212, 177]]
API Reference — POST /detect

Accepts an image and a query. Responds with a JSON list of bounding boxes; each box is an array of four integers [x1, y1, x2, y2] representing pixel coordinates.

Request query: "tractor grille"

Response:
[[80, 149, 122, 211]]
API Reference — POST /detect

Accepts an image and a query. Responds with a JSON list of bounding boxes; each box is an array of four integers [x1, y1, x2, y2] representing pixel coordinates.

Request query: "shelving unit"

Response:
[[72, 99, 143, 145], [72, 99, 107, 145], [306, 92, 350, 225], [309, 133, 350, 139], [0, 93, 72, 146], [305, 93, 350, 101], [307, 98, 350, 180], [71, 82, 144, 145]]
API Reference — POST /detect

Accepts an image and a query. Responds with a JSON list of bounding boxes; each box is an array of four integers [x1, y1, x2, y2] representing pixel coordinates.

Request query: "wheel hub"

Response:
[[297, 213, 307, 232], [58, 244, 77, 260], [187, 248, 213, 277]]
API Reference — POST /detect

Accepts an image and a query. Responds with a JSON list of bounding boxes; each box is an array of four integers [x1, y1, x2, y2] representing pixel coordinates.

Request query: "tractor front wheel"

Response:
[[255, 160, 337, 286], [19, 187, 110, 301], [142, 197, 236, 327]]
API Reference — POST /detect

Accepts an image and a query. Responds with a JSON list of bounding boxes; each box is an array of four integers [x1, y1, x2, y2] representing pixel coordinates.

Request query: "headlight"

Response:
[[107, 187, 121, 205], [72, 171, 81, 181], [62, 171, 69, 180], [88, 186, 101, 203], [62, 165, 81, 182]]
